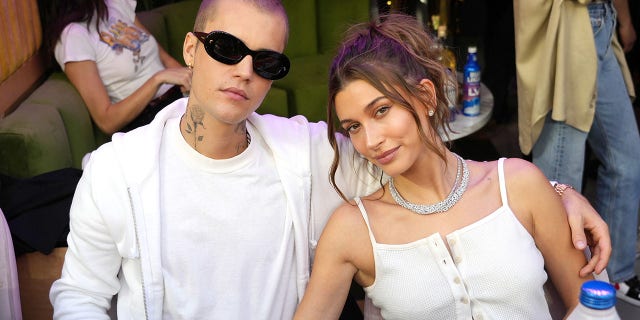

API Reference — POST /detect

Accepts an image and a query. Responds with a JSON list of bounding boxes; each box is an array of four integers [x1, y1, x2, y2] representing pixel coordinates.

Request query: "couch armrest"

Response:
[[0, 103, 73, 178]]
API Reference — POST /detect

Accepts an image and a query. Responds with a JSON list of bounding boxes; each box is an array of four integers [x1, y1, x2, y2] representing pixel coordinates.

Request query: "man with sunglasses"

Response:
[[50, 0, 612, 319]]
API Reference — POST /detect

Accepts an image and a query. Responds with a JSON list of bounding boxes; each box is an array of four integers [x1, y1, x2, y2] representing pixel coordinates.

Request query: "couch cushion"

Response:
[[259, 87, 289, 117], [136, 9, 169, 51], [317, 0, 371, 54], [282, 0, 318, 58], [0, 103, 72, 178], [273, 53, 334, 122], [151, 0, 201, 63], [23, 73, 97, 169]]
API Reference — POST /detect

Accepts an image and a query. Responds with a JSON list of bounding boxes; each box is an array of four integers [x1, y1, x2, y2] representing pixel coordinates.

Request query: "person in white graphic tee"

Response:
[[45, 0, 192, 134]]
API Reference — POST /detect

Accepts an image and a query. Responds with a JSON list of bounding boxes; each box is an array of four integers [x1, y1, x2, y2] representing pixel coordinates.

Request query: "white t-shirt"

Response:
[[54, 0, 171, 103], [159, 117, 297, 319]]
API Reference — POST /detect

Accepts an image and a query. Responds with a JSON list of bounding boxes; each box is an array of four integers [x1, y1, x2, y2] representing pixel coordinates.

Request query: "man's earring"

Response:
[[187, 62, 193, 70], [428, 109, 435, 117]]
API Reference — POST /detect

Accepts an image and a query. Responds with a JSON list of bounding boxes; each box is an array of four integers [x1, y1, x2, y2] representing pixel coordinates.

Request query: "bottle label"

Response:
[[462, 98, 480, 116], [462, 71, 481, 116], [466, 71, 481, 83]]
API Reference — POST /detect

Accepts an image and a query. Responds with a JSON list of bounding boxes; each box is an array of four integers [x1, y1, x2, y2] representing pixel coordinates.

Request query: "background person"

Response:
[[514, 0, 640, 305], [42, 0, 192, 135]]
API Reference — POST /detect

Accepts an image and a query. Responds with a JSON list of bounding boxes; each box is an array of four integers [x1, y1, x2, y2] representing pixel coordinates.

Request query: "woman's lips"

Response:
[[375, 147, 398, 165]]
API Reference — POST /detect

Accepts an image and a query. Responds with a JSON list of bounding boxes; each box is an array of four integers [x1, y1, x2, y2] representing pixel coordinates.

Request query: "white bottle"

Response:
[[566, 280, 620, 320]]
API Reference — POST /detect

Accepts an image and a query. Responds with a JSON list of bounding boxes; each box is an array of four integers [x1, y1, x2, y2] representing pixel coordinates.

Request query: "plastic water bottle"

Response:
[[566, 280, 620, 320], [462, 46, 481, 116]]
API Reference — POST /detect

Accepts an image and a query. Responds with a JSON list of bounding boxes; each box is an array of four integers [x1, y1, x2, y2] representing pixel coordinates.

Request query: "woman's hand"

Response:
[[154, 67, 192, 93]]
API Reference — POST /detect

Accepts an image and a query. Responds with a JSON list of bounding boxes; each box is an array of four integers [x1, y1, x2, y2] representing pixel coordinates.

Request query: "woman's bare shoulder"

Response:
[[326, 198, 369, 231], [500, 157, 549, 185]]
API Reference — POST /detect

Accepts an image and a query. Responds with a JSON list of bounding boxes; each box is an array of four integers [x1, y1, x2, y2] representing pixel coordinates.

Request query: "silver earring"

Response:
[[428, 109, 435, 117]]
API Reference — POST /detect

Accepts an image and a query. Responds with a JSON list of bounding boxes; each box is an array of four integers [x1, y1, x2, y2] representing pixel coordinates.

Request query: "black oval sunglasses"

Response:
[[193, 31, 290, 80]]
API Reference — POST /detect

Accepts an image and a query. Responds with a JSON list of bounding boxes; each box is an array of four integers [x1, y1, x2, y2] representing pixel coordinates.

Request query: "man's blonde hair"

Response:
[[193, 0, 289, 41]]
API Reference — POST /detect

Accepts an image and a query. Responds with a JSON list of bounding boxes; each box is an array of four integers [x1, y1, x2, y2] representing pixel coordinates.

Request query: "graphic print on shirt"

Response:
[[99, 19, 149, 71]]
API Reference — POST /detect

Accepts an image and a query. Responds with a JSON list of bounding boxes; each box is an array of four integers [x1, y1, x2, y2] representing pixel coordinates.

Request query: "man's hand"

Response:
[[614, 0, 637, 52], [560, 188, 611, 277], [618, 22, 637, 53]]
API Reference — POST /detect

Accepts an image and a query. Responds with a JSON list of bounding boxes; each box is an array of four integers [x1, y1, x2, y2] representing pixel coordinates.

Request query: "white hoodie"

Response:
[[50, 98, 377, 319]]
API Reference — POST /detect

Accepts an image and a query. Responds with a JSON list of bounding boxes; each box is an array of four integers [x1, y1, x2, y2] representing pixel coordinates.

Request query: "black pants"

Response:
[[0, 168, 82, 256], [121, 85, 184, 133]]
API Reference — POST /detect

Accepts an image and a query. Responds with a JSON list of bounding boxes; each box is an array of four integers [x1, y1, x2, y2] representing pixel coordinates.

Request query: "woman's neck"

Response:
[[391, 151, 460, 204]]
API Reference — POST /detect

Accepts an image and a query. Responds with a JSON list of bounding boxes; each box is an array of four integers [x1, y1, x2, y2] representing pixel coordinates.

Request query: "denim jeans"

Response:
[[532, 2, 640, 283]]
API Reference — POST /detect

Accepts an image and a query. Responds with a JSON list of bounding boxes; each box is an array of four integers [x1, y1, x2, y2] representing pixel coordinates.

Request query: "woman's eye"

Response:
[[375, 105, 390, 116], [345, 123, 360, 133]]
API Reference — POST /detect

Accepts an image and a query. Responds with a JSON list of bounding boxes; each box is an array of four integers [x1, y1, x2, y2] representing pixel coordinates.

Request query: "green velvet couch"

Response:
[[0, 73, 105, 178], [0, 0, 372, 179], [276, 0, 372, 122]]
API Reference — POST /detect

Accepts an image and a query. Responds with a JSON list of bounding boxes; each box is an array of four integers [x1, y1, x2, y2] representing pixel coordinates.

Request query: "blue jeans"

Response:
[[532, 2, 640, 283]]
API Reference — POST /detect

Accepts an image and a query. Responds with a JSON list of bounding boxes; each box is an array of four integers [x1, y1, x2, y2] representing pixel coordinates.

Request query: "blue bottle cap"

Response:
[[580, 280, 617, 310]]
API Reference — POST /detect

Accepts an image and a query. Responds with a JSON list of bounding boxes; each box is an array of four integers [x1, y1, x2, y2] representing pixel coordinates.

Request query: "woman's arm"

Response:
[[63, 60, 188, 134], [294, 205, 364, 320], [506, 159, 593, 312]]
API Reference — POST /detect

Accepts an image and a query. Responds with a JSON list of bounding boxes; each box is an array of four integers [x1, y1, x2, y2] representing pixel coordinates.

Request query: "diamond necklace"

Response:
[[389, 153, 469, 215]]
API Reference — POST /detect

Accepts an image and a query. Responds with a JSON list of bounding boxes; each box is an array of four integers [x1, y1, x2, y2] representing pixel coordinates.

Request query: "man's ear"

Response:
[[183, 32, 197, 67]]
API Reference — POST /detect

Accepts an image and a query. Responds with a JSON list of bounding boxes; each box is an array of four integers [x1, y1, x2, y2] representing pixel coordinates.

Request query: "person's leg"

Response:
[[532, 117, 588, 192], [587, 2, 640, 288]]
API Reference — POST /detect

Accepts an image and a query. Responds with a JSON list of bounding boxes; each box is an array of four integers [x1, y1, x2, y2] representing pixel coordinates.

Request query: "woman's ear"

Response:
[[418, 78, 437, 110], [418, 79, 436, 97], [183, 32, 197, 67]]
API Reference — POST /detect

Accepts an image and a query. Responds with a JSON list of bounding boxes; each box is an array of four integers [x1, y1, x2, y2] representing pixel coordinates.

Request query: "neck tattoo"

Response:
[[235, 129, 251, 154], [389, 153, 469, 215], [182, 107, 205, 148]]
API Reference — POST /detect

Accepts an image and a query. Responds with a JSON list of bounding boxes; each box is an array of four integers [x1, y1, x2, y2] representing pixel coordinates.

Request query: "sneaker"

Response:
[[614, 276, 640, 307]]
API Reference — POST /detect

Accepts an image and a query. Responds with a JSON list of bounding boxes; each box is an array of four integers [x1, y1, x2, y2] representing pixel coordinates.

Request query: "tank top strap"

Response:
[[497, 158, 509, 206], [354, 197, 378, 245]]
